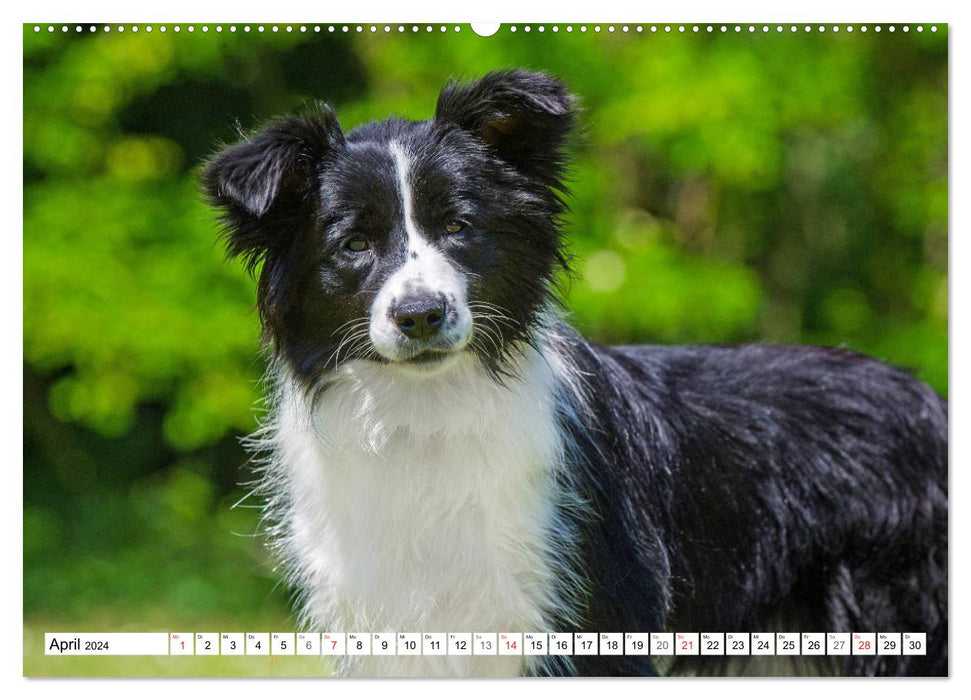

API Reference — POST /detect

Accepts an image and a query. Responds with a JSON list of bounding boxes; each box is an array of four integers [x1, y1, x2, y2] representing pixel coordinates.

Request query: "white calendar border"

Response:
[[10, 2, 963, 700]]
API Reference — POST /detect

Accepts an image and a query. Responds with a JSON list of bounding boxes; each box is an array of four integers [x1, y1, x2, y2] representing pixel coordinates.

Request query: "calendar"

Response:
[[22, 19, 948, 681]]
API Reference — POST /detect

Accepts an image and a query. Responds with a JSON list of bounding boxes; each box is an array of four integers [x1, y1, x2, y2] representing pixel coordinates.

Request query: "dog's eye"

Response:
[[345, 237, 369, 252], [444, 221, 467, 235]]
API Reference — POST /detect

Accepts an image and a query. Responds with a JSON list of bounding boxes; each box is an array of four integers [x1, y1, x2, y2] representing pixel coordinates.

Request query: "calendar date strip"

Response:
[[45, 632, 927, 657]]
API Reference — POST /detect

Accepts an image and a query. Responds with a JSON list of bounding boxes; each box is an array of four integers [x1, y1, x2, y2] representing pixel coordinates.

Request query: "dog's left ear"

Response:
[[435, 70, 575, 185]]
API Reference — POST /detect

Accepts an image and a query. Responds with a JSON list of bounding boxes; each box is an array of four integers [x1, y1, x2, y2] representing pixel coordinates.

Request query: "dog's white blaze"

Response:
[[390, 140, 421, 248], [271, 348, 575, 676], [368, 141, 472, 361]]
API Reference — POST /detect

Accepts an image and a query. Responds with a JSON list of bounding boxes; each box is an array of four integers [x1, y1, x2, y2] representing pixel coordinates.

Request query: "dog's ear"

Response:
[[202, 104, 344, 260], [435, 70, 575, 184]]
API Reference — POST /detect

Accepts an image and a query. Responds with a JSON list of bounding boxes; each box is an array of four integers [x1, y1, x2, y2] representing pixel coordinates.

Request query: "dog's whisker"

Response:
[[330, 316, 371, 337], [471, 316, 505, 357]]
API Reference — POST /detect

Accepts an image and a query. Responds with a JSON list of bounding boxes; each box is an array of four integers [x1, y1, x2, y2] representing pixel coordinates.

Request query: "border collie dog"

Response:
[[203, 70, 947, 677]]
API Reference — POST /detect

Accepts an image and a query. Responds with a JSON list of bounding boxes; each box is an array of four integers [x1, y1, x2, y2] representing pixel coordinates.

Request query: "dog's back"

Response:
[[558, 337, 947, 676]]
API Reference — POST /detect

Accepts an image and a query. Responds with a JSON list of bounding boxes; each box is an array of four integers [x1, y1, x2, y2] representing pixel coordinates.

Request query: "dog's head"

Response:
[[203, 70, 575, 387]]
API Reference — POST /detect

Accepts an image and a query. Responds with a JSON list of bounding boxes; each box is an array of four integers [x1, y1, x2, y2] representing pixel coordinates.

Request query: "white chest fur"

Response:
[[264, 350, 575, 677]]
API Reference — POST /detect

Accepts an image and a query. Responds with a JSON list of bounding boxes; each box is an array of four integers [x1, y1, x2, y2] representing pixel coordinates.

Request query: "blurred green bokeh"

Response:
[[23, 24, 947, 658]]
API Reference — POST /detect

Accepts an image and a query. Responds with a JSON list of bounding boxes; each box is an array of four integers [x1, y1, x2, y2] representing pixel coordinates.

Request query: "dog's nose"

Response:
[[392, 295, 447, 340]]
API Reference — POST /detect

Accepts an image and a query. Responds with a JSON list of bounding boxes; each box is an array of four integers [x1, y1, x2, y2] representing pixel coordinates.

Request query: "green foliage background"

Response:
[[23, 24, 947, 661]]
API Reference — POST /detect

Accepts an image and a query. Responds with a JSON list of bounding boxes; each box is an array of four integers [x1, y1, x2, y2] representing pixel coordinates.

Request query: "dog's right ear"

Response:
[[202, 104, 344, 260]]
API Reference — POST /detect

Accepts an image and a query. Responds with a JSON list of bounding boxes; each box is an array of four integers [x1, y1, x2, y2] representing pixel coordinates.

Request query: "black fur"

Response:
[[551, 337, 947, 676], [203, 70, 948, 677]]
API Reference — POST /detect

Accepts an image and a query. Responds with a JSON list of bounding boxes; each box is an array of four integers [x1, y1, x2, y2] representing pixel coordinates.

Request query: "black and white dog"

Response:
[[203, 70, 947, 677]]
